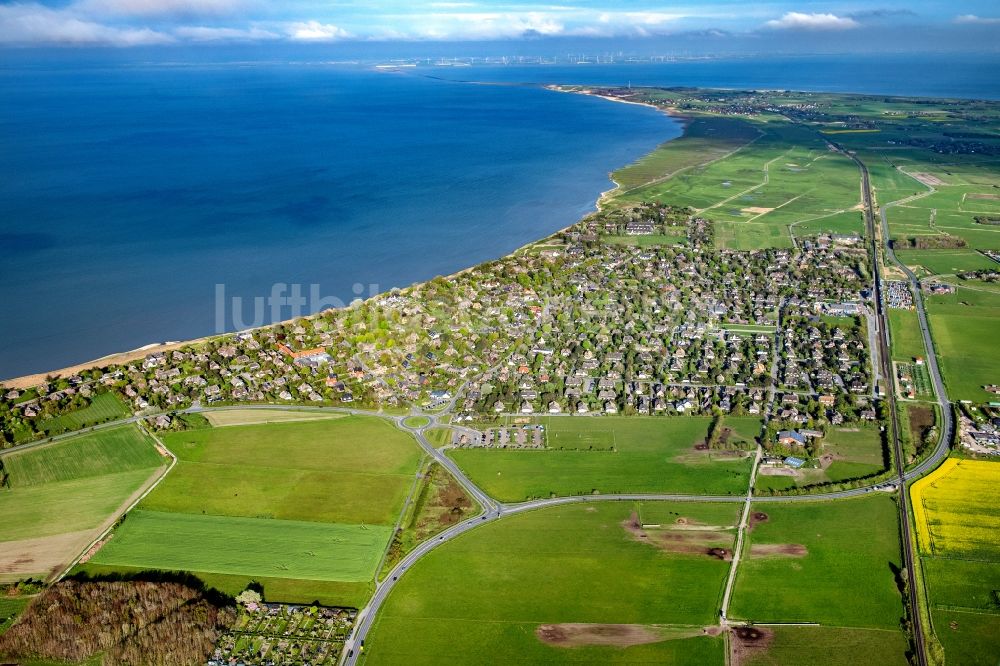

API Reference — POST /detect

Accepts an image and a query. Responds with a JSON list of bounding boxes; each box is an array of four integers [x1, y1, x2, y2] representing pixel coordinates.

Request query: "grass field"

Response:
[[401, 416, 430, 429], [201, 408, 345, 427], [926, 295, 1000, 402], [365, 501, 738, 665], [91, 510, 392, 582], [730, 496, 905, 629], [152, 417, 421, 525], [822, 426, 886, 480], [896, 249, 998, 277], [38, 393, 129, 435], [450, 417, 754, 501], [85, 416, 421, 607], [2, 425, 162, 487], [888, 309, 926, 362], [611, 115, 761, 192], [739, 625, 908, 666]]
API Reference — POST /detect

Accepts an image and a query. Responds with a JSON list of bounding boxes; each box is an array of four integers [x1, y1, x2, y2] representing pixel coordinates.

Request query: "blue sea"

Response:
[[1, 54, 998, 378]]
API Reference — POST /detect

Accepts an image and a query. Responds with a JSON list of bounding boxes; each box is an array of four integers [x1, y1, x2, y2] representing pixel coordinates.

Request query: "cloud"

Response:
[[953, 14, 1000, 25], [765, 12, 859, 31], [173, 25, 279, 41], [0, 2, 173, 45], [286, 20, 350, 41], [74, 0, 247, 17], [845, 8, 917, 21]]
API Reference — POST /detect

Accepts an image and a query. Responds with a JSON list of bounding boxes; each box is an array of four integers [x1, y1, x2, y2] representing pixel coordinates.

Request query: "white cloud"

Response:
[[173, 25, 279, 41], [286, 20, 351, 41], [74, 0, 247, 17], [954, 14, 1000, 25], [0, 3, 173, 45], [765, 12, 859, 31]]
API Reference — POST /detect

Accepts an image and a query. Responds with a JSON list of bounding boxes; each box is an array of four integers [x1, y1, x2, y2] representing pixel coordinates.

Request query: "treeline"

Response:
[[894, 234, 967, 250], [0, 578, 235, 665]]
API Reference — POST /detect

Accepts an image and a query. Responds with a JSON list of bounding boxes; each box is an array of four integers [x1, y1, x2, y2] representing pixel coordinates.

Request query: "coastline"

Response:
[[1, 86, 682, 390]]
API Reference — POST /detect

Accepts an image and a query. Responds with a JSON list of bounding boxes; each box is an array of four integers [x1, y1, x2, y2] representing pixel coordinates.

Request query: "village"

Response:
[[2, 204, 882, 475]]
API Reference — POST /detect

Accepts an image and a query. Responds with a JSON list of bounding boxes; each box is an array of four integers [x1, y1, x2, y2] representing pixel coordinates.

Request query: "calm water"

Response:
[[0, 65, 679, 377], [2, 55, 998, 377]]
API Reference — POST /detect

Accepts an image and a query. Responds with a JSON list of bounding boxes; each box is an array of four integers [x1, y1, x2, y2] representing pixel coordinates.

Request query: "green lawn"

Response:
[[38, 393, 129, 435], [930, 609, 1000, 666], [730, 496, 905, 629], [822, 426, 886, 471], [90, 510, 391, 582], [365, 501, 737, 665], [888, 309, 926, 362], [153, 417, 421, 525], [3, 426, 162, 487], [450, 417, 754, 501], [740, 625, 908, 666], [896, 249, 998, 277]]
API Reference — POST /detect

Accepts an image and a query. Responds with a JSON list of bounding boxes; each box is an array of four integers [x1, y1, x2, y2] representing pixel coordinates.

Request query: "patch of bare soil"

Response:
[[0, 530, 96, 579], [758, 466, 798, 477], [730, 626, 774, 666], [694, 442, 709, 451], [622, 513, 732, 559], [911, 172, 946, 187], [536, 623, 667, 648], [742, 207, 775, 215], [968, 192, 1000, 200], [748, 512, 769, 530], [749, 543, 808, 558], [818, 453, 842, 470]]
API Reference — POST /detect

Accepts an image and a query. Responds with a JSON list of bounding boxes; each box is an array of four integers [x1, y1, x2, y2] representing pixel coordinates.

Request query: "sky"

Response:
[[0, 0, 998, 53]]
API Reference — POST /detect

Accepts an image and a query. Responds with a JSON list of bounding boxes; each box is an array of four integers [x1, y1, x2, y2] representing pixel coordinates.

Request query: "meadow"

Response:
[[739, 626, 908, 666], [895, 249, 997, 277], [616, 119, 861, 250], [926, 294, 1000, 402], [821, 426, 887, 481], [365, 501, 737, 665], [38, 393, 129, 435], [449, 417, 754, 501], [3, 425, 162, 487], [730, 496, 905, 629], [90, 510, 391, 582]]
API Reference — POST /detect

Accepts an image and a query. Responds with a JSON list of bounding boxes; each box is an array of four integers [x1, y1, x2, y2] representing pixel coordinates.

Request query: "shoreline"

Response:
[[2, 86, 682, 390]]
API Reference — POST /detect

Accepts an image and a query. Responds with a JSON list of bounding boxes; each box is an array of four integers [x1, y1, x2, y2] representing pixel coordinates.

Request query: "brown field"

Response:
[[730, 626, 775, 666], [758, 467, 798, 477], [622, 512, 734, 560], [743, 207, 775, 215], [967, 192, 1000, 200], [910, 172, 946, 187], [0, 530, 96, 580], [536, 623, 711, 648], [749, 544, 808, 558]]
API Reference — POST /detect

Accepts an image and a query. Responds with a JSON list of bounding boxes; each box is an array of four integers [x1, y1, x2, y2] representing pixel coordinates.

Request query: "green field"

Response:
[[450, 417, 754, 501], [926, 293, 1000, 402], [821, 426, 886, 480], [152, 417, 421, 525], [740, 625, 908, 666], [0, 470, 158, 542], [365, 501, 738, 665], [888, 308, 926, 362], [38, 393, 129, 435], [3, 425, 162, 487], [896, 249, 997, 277], [790, 210, 865, 239], [90, 510, 391, 582], [730, 496, 905, 629]]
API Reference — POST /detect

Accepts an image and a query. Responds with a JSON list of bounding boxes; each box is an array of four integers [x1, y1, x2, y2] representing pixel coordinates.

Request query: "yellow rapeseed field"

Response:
[[910, 458, 1000, 556]]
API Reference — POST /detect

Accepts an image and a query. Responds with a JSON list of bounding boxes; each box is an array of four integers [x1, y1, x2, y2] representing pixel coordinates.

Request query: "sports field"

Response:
[[887, 309, 926, 362], [90, 510, 391, 582], [3, 425, 162, 487], [730, 496, 905, 629], [152, 416, 421, 525], [911, 458, 1000, 663], [449, 417, 754, 501], [365, 501, 738, 665]]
